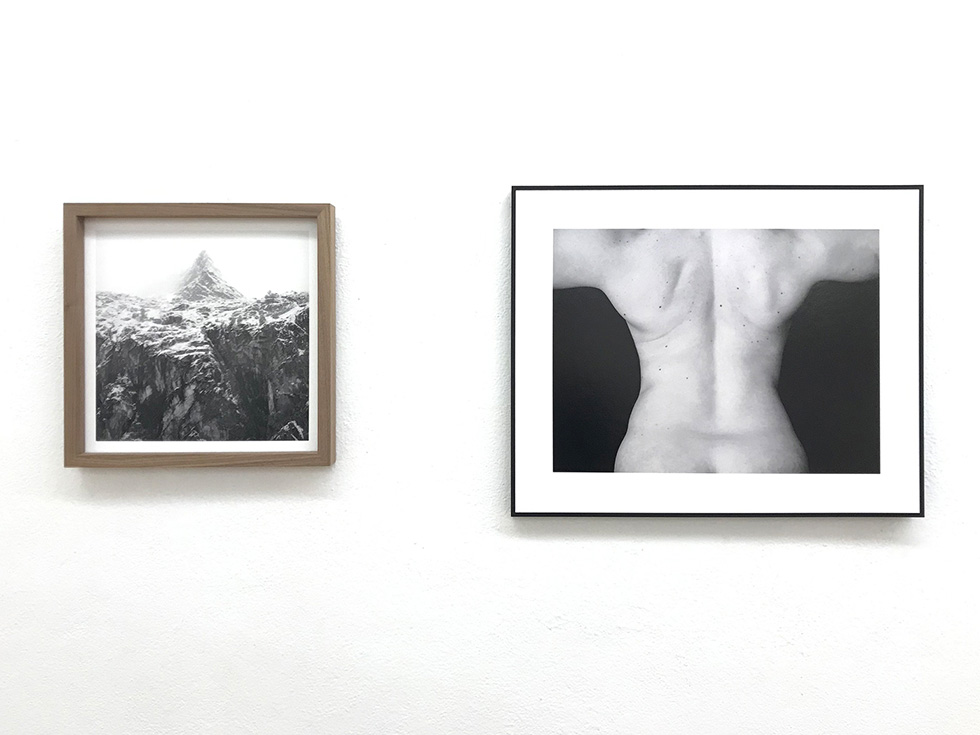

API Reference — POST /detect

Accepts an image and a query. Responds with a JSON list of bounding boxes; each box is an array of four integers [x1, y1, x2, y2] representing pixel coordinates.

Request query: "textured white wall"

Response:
[[0, 2, 976, 733]]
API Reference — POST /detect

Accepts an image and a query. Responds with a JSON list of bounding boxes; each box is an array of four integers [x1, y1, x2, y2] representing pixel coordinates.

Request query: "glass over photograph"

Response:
[[92, 223, 313, 444], [553, 228, 879, 474], [511, 186, 921, 515]]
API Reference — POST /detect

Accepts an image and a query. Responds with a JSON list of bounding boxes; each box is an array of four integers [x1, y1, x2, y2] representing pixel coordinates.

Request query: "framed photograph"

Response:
[[512, 186, 923, 516], [64, 203, 335, 467]]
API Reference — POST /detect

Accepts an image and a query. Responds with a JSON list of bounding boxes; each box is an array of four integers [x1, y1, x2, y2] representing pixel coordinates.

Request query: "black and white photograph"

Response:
[[512, 187, 922, 515], [94, 238, 312, 444], [553, 228, 879, 475], [64, 204, 335, 467]]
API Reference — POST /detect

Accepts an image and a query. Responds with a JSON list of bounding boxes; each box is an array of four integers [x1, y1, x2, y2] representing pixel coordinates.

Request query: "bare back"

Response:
[[554, 229, 878, 473]]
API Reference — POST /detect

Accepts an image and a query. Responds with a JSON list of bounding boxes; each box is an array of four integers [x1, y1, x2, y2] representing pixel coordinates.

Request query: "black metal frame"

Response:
[[510, 185, 924, 517]]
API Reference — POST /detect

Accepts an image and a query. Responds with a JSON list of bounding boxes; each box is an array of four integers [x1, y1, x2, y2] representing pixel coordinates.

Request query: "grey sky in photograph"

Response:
[[96, 235, 310, 298]]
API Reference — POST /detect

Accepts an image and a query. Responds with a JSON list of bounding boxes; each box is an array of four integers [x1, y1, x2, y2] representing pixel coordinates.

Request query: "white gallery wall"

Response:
[[1, 2, 976, 733]]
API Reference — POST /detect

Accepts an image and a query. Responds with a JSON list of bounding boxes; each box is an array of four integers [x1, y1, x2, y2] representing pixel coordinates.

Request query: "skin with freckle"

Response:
[[553, 229, 879, 473]]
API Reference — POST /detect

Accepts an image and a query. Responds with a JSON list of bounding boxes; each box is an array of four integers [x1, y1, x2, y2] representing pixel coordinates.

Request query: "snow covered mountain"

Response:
[[174, 250, 244, 301], [95, 251, 309, 442]]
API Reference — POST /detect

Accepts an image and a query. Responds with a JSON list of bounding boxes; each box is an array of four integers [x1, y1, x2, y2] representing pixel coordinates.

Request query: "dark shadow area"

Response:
[[778, 279, 879, 473], [553, 287, 639, 471], [553, 280, 879, 473]]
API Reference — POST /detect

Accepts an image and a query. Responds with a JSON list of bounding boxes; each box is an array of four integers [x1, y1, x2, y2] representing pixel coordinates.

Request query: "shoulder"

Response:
[[553, 230, 614, 289], [794, 230, 879, 281]]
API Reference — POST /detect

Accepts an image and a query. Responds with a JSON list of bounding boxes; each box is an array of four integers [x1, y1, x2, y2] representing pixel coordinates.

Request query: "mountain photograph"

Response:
[[95, 249, 310, 442]]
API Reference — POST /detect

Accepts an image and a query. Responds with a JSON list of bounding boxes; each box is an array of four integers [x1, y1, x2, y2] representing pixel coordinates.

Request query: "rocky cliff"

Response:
[[95, 252, 310, 441]]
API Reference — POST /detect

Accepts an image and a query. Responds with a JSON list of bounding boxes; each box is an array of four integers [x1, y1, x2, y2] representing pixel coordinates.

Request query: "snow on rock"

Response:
[[174, 250, 245, 302], [95, 252, 310, 441]]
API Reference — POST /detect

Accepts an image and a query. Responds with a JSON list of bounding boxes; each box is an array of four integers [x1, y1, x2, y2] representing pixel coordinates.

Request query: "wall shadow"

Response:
[[508, 201, 902, 542], [68, 466, 332, 506]]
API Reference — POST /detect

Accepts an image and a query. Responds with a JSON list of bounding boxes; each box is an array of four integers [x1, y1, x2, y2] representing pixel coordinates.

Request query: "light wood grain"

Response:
[[63, 203, 330, 218], [64, 206, 87, 465], [63, 203, 336, 468]]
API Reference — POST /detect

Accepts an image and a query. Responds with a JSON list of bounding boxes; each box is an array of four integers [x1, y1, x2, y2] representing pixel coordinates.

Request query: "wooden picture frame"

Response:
[[64, 203, 335, 467], [512, 185, 924, 516]]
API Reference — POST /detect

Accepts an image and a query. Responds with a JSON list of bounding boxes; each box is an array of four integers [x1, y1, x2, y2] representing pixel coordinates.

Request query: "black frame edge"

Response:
[[510, 185, 925, 518], [918, 185, 925, 517], [511, 187, 518, 516]]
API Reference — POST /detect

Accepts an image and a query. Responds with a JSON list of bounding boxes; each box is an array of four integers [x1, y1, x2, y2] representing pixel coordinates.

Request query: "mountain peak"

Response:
[[192, 250, 214, 268], [174, 250, 243, 301]]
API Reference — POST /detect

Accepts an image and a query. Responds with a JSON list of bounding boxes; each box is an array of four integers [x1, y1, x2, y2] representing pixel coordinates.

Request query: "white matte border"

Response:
[[513, 187, 922, 515], [84, 218, 319, 453]]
